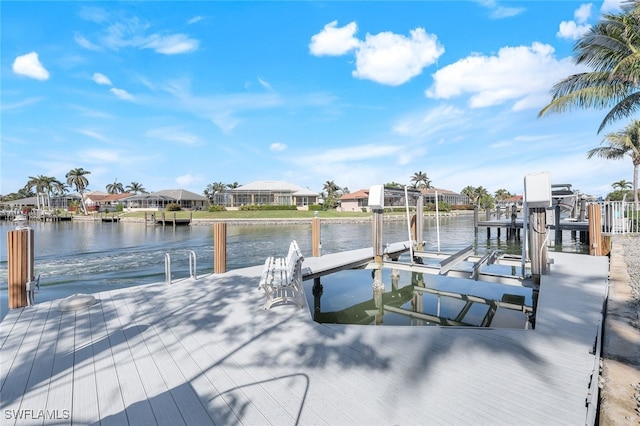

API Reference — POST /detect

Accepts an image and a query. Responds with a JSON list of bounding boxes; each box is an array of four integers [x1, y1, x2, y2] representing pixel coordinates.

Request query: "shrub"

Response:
[[166, 203, 181, 211], [239, 204, 297, 211], [208, 205, 227, 212], [308, 204, 324, 211]]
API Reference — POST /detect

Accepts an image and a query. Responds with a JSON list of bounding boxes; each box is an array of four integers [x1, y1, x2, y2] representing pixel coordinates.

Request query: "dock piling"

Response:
[[7, 228, 34, 309], [214, 222, 227, 273]]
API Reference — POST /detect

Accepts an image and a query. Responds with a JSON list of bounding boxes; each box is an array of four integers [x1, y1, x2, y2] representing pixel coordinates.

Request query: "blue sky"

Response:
[[1, 0, 632, 199]]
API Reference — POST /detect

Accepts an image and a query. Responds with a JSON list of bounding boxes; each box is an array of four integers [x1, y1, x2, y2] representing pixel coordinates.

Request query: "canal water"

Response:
[[0, 213, 587, 322]]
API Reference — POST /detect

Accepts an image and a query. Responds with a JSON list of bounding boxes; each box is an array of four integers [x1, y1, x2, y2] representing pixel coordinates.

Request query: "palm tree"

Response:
[[612, 179, 632, 190], [494, 188, 512, 204], [410, 171, 432, 189], [539, 2, 640, 133], [25, 175, 59, 210], [588, 119, 640, 208], [106, 179, 125, 194], [322, 180, 341, 209], [461, 186, 478, 205], [204, 182, 227, 205], [66, 167, 91, 214], [126, 182, 147, 194]]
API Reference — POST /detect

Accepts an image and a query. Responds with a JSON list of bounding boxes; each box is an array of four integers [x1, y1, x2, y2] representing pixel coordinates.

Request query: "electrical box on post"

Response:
[[368, 185, 385, 210], [524, 172, 552, 208]]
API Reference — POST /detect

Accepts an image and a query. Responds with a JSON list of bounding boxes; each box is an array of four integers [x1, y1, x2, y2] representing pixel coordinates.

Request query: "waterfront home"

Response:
[[226, 180, 320, 210], [84, 192, 133, 211], [421, 187, 470, 206], [339, 189, 370, 212], [121, 189, 208, 211]]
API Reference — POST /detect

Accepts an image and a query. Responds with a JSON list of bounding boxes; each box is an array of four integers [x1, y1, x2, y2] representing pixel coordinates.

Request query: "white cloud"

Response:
[[557, 3, 592, 40], [425, 42, 583, 110], [76, 128, 109, 142], [309, 21, 359, 56], [110, 87, 134, 101], [392, 105, 467, 137], [175, 173, 203, 187], [475, 0, 526, 19], [74, 33, 102, 51], [258, 77, 273, 91], [142, 33, 199, 55], [601, 0, 623, 13], [353, 28, 444, 86], [310, 22, 444, 86], [78, 9, 199, 55], [92, 72, 112, 86], [574, 3, 592, 23], [270, 142, 287, 152], [12, 52, 50, 81], [188, 16, 203, 25], [557, 20, 592, 41], [145, 127, 202, 145]]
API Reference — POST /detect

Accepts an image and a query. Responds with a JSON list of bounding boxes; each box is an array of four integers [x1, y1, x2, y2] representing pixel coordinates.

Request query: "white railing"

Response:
[[165, 251, 199, 284], [600, 200, 640, 235]]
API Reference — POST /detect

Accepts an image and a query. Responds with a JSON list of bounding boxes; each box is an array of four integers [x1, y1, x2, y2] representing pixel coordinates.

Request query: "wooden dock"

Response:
[[0, 250, 608, 425]]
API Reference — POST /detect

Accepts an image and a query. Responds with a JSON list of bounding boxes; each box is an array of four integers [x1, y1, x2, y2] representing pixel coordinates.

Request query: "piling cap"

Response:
[[58, 293, 97, 312]]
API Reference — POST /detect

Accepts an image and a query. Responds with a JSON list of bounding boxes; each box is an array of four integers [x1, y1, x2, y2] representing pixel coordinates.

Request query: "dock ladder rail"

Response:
[[189, 250, 197, 280], [165, 253, 172, 284], [165, 251, 199, 285]]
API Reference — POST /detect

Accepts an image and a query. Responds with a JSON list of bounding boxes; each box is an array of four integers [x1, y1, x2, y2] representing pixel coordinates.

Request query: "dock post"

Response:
[[312, 215, 321, 257], [485, 207, 491, 239], [554, 204, 562, 246], [372, 209, 384, 265], [411, 195, 424, 251], [509, 205, 517, 241], [588, 204, 602, 256], [528, 207, 548, 286], [473, 206, 478, 238], [214, 222, 227, 273], [7, 228, 34, 309]]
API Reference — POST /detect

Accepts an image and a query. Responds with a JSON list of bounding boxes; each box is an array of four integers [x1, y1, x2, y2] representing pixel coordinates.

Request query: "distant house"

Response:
[[339, 189, 370, 212], [226, 181, 320, 210], [84, 192, 132, 211], [121, 189, 207, 211], [422, 188, 470, 206]]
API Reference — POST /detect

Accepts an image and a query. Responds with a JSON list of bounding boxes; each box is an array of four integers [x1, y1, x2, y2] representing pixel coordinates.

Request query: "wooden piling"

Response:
[[588, 204, 602, 256], [312, 217, 321, 257], [7, 228, 34, 309], [214, 222, 227, 273]]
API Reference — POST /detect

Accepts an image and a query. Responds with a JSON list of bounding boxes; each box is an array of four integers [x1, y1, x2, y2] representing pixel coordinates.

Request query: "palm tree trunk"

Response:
[[634, 162, 639, 210]]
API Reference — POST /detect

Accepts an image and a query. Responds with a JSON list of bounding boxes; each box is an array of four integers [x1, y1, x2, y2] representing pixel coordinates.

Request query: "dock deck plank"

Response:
[[0, 250, 609, 425]]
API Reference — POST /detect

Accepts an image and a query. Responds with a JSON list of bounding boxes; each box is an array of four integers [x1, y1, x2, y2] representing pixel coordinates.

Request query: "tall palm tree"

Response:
[[612, 179, 632, 190], [66, 167, 91, 214], [494, 188, 512, 203], [410, 171, 432, 189], [588, 119, 640, 208], [106, 179, 124, 194], [539, 2, 640, 133], [125, 182, 147, 194], [25, 175, 58, 210]]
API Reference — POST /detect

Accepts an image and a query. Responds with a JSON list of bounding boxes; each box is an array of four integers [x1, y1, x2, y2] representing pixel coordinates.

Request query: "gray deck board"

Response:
[[0, 250, 609, 425]]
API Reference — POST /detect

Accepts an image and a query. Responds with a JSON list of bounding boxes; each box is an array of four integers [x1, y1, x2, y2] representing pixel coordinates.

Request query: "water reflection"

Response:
[[303, 267, 533, 329]]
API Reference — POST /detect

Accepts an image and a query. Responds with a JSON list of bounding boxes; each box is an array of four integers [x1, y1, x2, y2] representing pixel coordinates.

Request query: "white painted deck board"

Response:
[[0, 250, 608, 425]]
